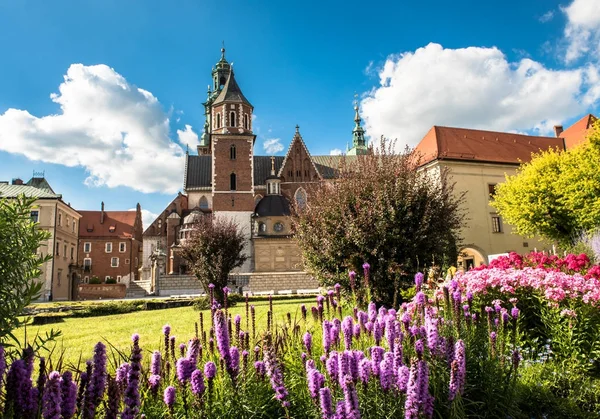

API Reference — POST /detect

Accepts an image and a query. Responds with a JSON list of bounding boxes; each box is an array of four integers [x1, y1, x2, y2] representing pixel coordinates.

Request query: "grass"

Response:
[[16, 297, 314, 369]]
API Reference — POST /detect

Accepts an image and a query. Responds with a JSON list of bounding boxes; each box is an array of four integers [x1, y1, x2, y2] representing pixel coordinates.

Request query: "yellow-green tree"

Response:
[[492, 123, 600, 246]]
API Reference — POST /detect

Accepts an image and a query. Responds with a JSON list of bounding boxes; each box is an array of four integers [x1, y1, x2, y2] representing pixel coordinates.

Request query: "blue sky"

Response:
[[1, 0, 599, 226]]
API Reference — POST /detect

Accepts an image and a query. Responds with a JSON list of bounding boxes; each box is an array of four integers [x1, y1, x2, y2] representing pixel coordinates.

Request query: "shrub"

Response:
[[89, 276, 102, 284]]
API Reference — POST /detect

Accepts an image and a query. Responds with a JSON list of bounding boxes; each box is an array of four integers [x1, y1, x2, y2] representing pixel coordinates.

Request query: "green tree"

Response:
[[292, 138, 465, 306], [0, 195, 51, 342], [492, 123, 600, 247], [179, 215, 247, 303]]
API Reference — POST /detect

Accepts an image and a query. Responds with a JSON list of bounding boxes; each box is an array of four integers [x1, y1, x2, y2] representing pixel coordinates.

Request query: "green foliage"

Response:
[[179, 215, 247, 304], [89, 276, 101, 284], [293, 138, 465, 305], [0, 195, 51, 343], [71, 301, 143, 317], [105, 277, 117, 284], [492, 122, 600, 246], [192, 294, 241, 311]]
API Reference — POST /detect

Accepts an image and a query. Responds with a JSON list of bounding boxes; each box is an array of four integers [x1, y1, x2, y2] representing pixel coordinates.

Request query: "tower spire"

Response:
[[347, 93, 369, 155]]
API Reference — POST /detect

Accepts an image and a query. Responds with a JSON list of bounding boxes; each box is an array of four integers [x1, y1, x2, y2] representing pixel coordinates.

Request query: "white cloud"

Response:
[[0, 64, 185, 194], [129, 208, 159, 231], [177, 124, 199, 151], [562, 0, 600, 62], [263, 138, 284, 154], [329, 148, 343, 156], [361, 43, 600, 151], [539, 10, 555, 23]]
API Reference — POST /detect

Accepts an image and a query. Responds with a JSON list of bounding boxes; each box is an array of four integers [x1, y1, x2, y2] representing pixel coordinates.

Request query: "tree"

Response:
[[292, 139, 465, 306], [0, 195, 51, 342], [492, 122, 600, 247], [179, 215, 247, 303]]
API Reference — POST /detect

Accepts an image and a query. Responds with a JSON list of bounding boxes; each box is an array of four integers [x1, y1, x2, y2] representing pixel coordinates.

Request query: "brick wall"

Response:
[[78, 284, 126, 300]]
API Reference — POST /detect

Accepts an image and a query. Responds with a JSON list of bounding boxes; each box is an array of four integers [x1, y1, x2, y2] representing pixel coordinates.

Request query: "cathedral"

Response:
[[142, 48, 368, 279]]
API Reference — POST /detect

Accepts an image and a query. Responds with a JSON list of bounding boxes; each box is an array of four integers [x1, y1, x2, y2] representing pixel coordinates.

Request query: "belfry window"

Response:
[[230, 173, 237, 191], [243, 114, 249, 129], [230, 111, 236, 127], [230, 144, 236, 160], [216, 113, 221, 128]]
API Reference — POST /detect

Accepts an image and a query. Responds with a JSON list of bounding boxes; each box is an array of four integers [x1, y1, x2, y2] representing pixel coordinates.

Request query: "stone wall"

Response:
[[158, 275, 203, 297], [78, 284, 126, 300]]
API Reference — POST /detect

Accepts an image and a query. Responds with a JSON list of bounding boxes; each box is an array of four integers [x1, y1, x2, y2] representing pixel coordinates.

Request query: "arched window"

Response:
[[230, 173, 237, 191], [254, 194, 263, 206], [199, 196, 209, 210], [216, 113, 221, 128], [295, 188, 307, 210], [230, 144, 236, 160], [219, 76, 226, 89], [259, 222, 266, 233], [230, 111, 236, 127], [243, 114, 249, 129]]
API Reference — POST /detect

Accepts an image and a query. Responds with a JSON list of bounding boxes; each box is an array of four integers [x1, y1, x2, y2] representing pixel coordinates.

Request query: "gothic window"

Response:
[[216, 113, 221, 128], [230, 111, 236, 127], [243, 114, 249, 129], [230, 144, 236, 160], [199, 196, 209, 210], [219, 76, 226, 89], [230, 173, 237, 191], [295, 188, 307, 210]]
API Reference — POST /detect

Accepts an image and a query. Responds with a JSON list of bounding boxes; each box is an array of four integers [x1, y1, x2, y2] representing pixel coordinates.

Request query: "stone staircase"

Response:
[[126, 280, 151, 299]]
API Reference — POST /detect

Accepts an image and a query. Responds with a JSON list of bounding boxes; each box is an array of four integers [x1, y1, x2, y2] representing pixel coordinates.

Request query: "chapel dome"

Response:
[[254, 195, 291, 217]]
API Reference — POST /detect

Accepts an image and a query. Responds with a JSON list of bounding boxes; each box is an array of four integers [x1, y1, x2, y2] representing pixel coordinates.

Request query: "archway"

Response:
[[457, 246, 487, 271]]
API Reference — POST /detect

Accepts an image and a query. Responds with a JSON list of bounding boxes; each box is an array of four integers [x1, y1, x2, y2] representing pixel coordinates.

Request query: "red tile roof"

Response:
[[414, 126, 565, 166], [561, 114, 597, 149], [79, 210, 137, 238]]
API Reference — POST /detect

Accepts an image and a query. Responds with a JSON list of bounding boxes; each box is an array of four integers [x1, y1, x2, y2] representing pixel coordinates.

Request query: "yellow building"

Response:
[[0, 176, 81, 301], [413, 117, 592, 269]]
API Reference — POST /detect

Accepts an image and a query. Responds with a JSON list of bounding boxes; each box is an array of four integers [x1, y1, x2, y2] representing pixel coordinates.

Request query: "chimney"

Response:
[[11, 178, 23, 185], [553, 125, 564, 137], [100, 201, 105, 224]]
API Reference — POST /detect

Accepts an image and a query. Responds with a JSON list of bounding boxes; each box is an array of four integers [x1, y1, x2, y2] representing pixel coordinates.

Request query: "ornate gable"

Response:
[[278, 126, 322, 183]]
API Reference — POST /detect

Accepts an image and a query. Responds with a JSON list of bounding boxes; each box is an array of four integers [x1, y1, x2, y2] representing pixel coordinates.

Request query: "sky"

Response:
[[1, 0, 599, 228]]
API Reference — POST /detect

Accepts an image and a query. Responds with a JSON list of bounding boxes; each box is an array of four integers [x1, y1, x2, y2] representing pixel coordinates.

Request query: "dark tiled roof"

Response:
[[311, 156, 343, 179], [254, 156, 284, 186], [26, 177, 56, 193], [185, 156, 212, 189], [255, 195, 291, 217], [212, 71, 252, 107]]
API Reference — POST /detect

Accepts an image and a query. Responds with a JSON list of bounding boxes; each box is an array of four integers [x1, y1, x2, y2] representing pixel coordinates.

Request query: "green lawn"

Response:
[[16, 297, 314, 369]]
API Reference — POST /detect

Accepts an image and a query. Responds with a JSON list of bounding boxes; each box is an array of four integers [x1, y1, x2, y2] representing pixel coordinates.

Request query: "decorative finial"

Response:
[[221, 41, 225, 59], [353, 94, 361, 125], [295, 124, 300, 134], [353, 92, 359, 110], [270, 156, 275, 175]]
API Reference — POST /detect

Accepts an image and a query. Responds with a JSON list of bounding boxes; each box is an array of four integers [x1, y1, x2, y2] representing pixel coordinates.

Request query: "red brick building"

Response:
[[78, 202, 143, 284]]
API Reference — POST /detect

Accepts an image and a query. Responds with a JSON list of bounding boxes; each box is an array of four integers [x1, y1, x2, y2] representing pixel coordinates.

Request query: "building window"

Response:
[[259, 222, 266, 233], [199, 196, 209, 210], [230, 144, 236, 160], [105, 276, 111, 282], [63, 244, 67, 258], [295, 188, 307, 210], [84, 276, 89, 283], [243, 114, 249, 129], [157, 219, 162, 230], [119, 242, 126, 252], [84, 242, 91, 253], [70, 247, 74, 260], [56, 242, 60, 256], [492, 215, 503, 233], [274, 222, 284, 233], [125, 258, 130, 265], [66, 217, 70, 227], [488, 184, 497, 199], [111, 257, 119, 267], [58, 213, 62, 226], [216, 113, 221, 128], [230, 111, 236, 127], [30, 210, 39, 223], [230, 173, 237, 191], [105, 242, 113, 253], [83, 258, 92, 272], [117, 275, 122, 283], [72, 221, 76, 233], [57, 270, 62, 286]]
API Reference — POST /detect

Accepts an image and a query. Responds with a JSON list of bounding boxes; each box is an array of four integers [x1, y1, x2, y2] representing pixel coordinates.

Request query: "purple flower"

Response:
[[6, 359, 33, 417], [42, 371, 62, 419], [115, 363, 130, 389], [148, 375, 161, 395], [373, 320, 383, 346], [84, 342, 107, 418], [342, 316, 354, 350], [338, 351, 351, 386], [307, 367, 325, 399], [415, 339, 424, 358], [0, 346, 5, 394], [187, 338, 200, 365], [204, 361, 217, 380], [322, 321, 333, 354], [105, 377, 119, 419], [397, 365, 410, 392], [150, 350, 161, 376], [511, 307, 520, 319], [512, 349, 521, 370], [379, 352, 395, 391], [414, 272, 424, 291], [122, 334, 142, 419], [368, 302, 377, 322], [254, 361, 266, 378], [358, 358, 371, 384], [163, 386, 176, 412], [353, 324, 361, 339], [370, 346, 385, 377], [303, 332, 313, 356], [343, 375, 360, 419], [176, 358, 194, 384], [319, 387, 333, 419], [325, 352, 339, 380], [191, 369, 205, 397], [60, 371, 77, 419], [334, 283, 341, 293], [349, 271, 357, 290], [229, 347, 240, 377], [214, 310, 231, 366], [264, 345, 289, 408], [425, 317, 438, 354], [404, 361, 420, 419], [393, 341, 404, 370]]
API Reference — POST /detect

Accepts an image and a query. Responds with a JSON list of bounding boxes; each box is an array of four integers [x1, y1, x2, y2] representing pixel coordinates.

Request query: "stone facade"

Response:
[[78, 284, 127, 300]]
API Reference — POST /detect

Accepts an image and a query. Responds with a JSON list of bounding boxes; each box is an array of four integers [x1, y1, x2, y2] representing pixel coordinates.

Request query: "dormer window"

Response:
[[108, 225, 116, 233], [230, 144, 236, 160]]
